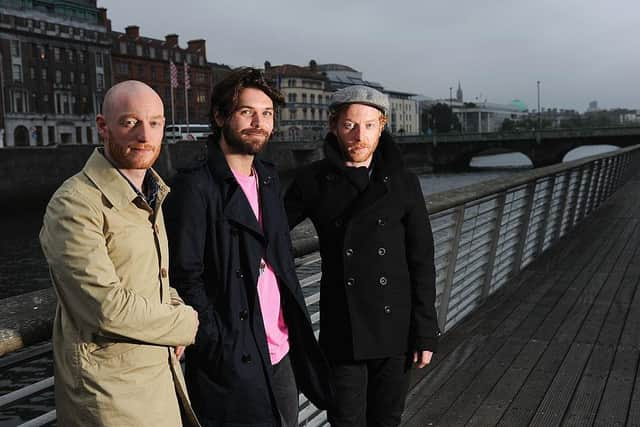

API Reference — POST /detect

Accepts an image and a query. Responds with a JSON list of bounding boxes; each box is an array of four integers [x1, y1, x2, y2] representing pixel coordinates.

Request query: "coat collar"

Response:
[[82, 148, 169, 211], [206, 136, 277, 239], [321, 130, 404, 220], [323, 129, 404, 177]]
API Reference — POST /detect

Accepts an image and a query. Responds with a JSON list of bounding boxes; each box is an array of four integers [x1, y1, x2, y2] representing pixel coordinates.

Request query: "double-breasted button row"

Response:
[[344, 277, 388, 287], [384, 305, 392, 314], [345, 248, 354, 257], [239, 309, 249, 320], [236, 269, 244, 278]]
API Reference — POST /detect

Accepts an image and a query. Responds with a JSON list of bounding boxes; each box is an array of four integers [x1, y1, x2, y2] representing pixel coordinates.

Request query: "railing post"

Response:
[[437, 206, 465, 330], [553, 171, 570, 242], [480, 193, 506, 300], [513, 181, 537, 272], [535, 175, 556, 255]]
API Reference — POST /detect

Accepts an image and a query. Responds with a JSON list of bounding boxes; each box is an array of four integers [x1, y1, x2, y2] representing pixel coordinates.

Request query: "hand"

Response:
[[412, 350, 433, 369], [175, 345, 186, 360]]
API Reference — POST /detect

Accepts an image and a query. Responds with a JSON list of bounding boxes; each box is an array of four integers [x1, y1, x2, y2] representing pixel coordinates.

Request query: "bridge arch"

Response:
[[468, 148, 533, 169], [562, 144, 621, 162]]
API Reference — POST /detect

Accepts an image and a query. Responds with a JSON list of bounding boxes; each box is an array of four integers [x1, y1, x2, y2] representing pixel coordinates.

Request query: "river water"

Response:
[[1, 145, 619, 300], [0, 169, 519, 300]]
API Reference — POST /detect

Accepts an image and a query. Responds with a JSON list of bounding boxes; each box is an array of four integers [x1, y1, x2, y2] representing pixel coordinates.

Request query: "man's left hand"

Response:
[[412, 350, 433, 369], [175, 346, 186, 360]]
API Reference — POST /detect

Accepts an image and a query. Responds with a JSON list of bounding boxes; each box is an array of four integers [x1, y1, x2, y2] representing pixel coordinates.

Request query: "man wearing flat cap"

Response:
[[285, 85, 441, 426]]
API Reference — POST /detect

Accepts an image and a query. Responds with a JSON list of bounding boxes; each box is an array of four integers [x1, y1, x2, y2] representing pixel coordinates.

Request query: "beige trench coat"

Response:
[[40, 149, 200, 427]]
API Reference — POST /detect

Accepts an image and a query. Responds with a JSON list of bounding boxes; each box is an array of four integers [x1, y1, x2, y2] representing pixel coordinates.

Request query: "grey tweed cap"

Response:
[[329, 85, 390, 115]]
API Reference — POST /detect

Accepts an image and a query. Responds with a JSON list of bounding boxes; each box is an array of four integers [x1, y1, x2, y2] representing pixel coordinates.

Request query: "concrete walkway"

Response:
[[401, 171, 640, 426]]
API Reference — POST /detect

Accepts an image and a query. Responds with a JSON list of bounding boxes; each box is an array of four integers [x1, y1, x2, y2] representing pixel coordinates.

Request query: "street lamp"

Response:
[[537, 80, 541, 130]]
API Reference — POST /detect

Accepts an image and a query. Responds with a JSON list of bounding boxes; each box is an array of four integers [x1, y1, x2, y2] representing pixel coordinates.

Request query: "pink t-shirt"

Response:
[[232, 169, 290, 365]]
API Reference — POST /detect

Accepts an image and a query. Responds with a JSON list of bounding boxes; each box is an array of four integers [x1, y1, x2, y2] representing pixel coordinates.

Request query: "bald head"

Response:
[[102, 80, 163, 119]]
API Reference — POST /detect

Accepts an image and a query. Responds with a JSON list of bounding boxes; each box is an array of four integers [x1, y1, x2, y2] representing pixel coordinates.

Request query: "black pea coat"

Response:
[[164, 138, 332, 426], [284, 131, 441, 361]]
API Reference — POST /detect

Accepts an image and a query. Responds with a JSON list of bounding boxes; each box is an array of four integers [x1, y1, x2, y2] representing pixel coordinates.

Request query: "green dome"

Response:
[[511, 99, 528, 111]]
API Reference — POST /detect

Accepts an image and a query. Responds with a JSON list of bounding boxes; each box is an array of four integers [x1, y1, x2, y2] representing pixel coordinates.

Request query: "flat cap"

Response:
[[329, 85, 390, 115]]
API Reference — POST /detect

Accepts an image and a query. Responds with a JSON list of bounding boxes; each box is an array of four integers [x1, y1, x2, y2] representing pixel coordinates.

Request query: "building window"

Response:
[[136, 45, 143, 56], [95, 52, 103, 67], [55, 70, 62, 83], [78, 51, 85, 64], [41, 68, 47, 80], [118, 62, 129, 74], [30, 67, 35, 80], [67, 49, 74, 63], [54, 47, 61, 61], [196, 93, 206, 104], [149, 47, 156, 58], [137, 64, 144, 78], [162, 49, 168, 60], [10, 40, 20, 57], [13, 64, 22, 82], [69, 71, 75, 84], [199, 56, 204, 66], [76, 127, 82, 143], [310, 94, 315, 104], [302, 94, 307, 104], [120, 42, 127, 54], [289, 109, 297, 120], [97, 73, 104, 90], [86, 127, 93, 144], [80, 72, 86, 84], [175, 51, 181, 63], [151, 66, 156, 80]]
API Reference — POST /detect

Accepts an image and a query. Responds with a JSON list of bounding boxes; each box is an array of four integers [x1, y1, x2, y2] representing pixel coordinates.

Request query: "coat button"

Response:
[[236, 269, 244, 278], [239, 309, 248, 320], [345, 248, 354, 257], [262, 176, 272, 185], [379, 276, 388, 286], [377, 247, 387, 256], [160, 268, 168, 278], [383, 176, 390, 183], [377, 218, 386, 226], [384, 305, 392, 315], [346, 278, 355, 287], [241, 354, 252, 364], [335, 219, 343, 228]]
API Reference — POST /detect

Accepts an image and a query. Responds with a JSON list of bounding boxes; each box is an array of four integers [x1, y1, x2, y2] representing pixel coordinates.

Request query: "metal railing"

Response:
[[428, 145, 637, 332], [2, 145, 639, 426]]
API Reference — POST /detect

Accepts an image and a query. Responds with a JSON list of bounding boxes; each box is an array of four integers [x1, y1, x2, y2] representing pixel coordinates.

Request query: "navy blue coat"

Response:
[[284, 131, 440, 361], [165, 138, 332, 426]]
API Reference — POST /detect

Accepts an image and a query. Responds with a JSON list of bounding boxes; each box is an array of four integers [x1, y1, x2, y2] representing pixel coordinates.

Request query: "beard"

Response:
[[104, 130, 161, 170], [222, 125, 270, 155]]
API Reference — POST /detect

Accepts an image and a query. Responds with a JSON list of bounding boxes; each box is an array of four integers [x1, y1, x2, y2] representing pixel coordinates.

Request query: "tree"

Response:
[[423, 103, 460, 133]]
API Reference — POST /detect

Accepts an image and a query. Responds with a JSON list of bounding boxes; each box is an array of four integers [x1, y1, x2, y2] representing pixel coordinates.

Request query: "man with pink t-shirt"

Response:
[[165, 68, 332, 426]]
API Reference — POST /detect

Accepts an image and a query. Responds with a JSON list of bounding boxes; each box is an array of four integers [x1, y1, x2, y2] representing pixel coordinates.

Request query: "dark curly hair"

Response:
[[209, 67, 285, 139]]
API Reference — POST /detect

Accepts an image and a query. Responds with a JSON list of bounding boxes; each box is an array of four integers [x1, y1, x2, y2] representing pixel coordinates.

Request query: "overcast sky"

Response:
[[98, 0, 638, 112]]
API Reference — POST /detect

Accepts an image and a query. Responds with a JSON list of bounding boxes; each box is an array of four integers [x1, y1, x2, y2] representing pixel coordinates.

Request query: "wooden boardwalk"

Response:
[[402, 173, 640, 427]]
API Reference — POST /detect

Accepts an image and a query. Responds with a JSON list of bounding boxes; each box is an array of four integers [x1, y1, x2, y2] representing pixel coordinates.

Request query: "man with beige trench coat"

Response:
[[40, 81, 200, 426]]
